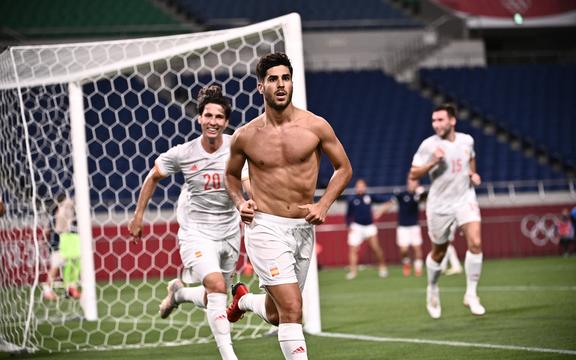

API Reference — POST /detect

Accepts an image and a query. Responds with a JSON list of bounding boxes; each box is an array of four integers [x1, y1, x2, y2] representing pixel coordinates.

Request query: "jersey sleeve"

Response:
[[412, 140, 430, 167], [468, 135, 476, 159], [155, 144, 183, 176]]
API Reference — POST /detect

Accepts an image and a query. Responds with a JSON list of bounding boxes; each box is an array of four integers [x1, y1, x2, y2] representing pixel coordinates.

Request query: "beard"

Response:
[[436, 125, 452, 139], [265, 90, 292, 111]]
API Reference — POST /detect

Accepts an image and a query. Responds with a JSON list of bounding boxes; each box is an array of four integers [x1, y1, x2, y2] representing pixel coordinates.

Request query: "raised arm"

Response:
[[410, 147, 444, 180], [225, 130, 257, 224], [128, 166, 166, 241], [374, 197, 396, 219], [301, 118, 352, 224]]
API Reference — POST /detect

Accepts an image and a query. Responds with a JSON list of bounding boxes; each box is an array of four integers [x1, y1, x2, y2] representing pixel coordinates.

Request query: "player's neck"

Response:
[[441, 130, 456, 142], [264, 103, 295, 126], [201, 135, 223, 153]]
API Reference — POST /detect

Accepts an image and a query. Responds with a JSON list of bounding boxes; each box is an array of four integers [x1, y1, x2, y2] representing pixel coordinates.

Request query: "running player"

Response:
[[410, 103, 485, 319], [225, 52, 352, 360], [128, 84, 245, 360]]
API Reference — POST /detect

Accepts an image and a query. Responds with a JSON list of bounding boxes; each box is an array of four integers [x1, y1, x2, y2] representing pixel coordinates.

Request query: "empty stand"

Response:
[[175, 0, 421, 29]]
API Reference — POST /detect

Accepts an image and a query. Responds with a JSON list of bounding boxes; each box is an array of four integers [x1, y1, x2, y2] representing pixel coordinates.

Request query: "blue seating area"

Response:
[[305, 70, 565, 188], [419, 65, 576, 168], [175, 0, 421, 29], [78, 69, 566, 207]]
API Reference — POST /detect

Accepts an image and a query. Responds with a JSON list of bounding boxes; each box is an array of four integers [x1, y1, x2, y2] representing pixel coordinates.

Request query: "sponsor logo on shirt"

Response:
[[194, 250, 202, 258]]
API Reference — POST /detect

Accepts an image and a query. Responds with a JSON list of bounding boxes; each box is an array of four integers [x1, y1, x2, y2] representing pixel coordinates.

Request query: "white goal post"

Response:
[[0, 13, 320, 353]]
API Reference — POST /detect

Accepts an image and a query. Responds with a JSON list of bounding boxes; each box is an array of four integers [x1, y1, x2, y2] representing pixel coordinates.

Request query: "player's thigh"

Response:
[[179, 238, 221, 284], [245, 223, 300, 289], [456, 203, 482, 248], [266, 282, 302, 313], [347, 223, 365, 247], [427, 213, 455, 245]]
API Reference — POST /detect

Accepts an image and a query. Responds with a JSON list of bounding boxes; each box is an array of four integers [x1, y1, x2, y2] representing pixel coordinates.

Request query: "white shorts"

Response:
[[347, 223, 378, 247], [427, 202, 481, 245], [396, 225, 423, 248], [178, 222, 240, 287], [245, 212, 314, 290], [50, 250, 66, 269]]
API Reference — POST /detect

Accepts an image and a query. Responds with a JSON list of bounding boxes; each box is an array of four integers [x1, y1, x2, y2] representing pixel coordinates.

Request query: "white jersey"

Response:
[[155, 134, 239, 227], [412, 132, 478, 215]]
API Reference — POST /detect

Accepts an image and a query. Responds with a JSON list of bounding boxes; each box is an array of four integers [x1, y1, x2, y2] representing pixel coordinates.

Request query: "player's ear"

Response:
[[257, 82, 263, 94]]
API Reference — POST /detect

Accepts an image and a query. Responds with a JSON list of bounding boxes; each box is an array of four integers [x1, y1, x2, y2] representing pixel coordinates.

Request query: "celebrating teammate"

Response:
[[380, 175, 426, 277], [128, 84, 245, 360], [410, 103, 486, 319], [345, 178, 388, 280], [225, 52, 352, 360]]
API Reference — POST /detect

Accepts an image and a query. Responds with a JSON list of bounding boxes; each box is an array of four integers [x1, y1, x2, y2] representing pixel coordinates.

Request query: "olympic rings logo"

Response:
[[520, 214, 559, 247]]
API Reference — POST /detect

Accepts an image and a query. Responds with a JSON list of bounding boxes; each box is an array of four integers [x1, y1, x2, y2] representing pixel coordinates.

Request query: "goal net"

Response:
[[0, 13, 319, 353]]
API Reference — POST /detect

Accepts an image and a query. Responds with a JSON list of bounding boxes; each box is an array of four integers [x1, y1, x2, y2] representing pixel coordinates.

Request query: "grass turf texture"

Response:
[[3, 256, 575, 359]]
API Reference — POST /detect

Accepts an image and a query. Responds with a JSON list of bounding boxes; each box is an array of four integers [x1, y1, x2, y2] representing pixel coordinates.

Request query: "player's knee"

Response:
[[267, 311, 280, 326], [468, 242, 482, 254], [205, 280, 227, 294], [278, 298, 303, 321], [431, 247, 447, 262]]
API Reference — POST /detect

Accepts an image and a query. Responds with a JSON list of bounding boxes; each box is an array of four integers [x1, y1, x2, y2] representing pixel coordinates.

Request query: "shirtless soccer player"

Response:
[[225, 52, 352, 360]]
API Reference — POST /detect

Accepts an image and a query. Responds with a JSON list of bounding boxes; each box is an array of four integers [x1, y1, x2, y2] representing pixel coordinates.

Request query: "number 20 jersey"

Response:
[[155, 134, 239, 229]]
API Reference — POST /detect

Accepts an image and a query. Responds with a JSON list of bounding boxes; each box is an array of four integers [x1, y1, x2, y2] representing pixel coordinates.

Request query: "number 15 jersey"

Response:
[[412, 132, 478, 215]]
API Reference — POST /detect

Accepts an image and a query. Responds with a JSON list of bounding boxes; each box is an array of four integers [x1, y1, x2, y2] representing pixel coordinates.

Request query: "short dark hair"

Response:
[[433, 103, 457, 118], [197, 84, 231, 119], [256, 52, 293, 81]]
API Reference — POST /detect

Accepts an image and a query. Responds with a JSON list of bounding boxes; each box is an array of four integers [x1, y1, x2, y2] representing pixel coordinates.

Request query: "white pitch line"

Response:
[[316, 332, 576, 356], [401, 285, 576, 293]]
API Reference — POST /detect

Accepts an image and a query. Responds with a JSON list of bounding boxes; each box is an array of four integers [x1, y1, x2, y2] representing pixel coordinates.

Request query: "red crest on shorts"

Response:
[[191, 164, 198, 171], [270, 266, 279, 277]]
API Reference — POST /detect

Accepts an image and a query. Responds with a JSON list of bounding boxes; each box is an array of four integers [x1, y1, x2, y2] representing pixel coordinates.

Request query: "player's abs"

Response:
[[251, 175, 316, 219]]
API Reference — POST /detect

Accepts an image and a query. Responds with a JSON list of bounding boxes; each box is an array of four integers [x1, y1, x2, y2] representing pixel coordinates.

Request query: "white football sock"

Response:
[[175, 285, 206, 309], [239, 293, 270, 323], [207, 293, 237, 360], [464, 251, 483, 297], [414, 259, 423, 273], [426, 253, 442, 287], [278, 323, 307, 360]]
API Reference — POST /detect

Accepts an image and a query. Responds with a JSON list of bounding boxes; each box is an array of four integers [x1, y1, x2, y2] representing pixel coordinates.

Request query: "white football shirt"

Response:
[[412, 132, 478, 215], [155, 134, 241, 226]]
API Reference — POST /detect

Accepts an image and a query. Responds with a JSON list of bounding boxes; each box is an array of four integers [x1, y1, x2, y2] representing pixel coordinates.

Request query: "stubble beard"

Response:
[[265, 91, 292, 112]]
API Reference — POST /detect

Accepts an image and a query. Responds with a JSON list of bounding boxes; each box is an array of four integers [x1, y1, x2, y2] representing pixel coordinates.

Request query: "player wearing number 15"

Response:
[[128, 84, 244, 360], [409, 103, 485, 319]]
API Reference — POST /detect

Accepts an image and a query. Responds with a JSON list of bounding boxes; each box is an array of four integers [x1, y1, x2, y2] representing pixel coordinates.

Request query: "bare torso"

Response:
[[239, 108, 322, 218]]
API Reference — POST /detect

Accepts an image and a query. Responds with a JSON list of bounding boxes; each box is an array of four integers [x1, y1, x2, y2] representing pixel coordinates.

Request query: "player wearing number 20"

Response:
[[409, 103, 485, 319], [128, 84, 245, 360]]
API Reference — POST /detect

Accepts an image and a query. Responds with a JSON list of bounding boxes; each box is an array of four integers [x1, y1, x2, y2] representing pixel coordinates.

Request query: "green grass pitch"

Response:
[[3, 256, 576, 359]]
